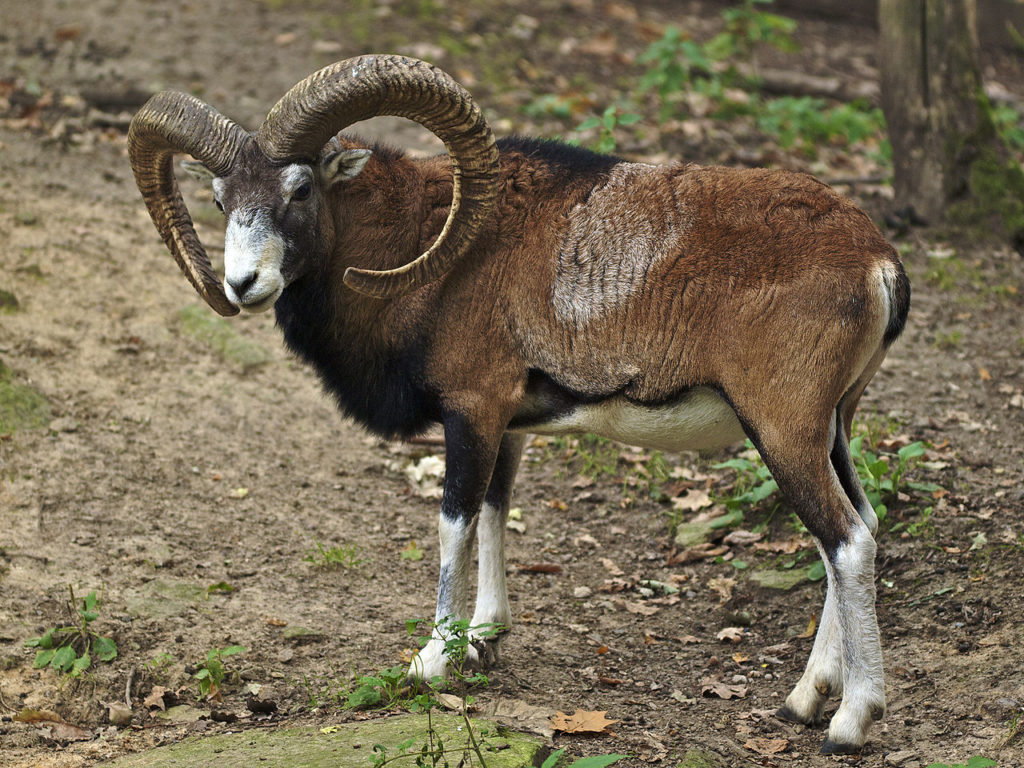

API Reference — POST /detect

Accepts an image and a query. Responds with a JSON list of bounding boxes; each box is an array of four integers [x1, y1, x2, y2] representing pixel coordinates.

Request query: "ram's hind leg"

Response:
[[465, 433, 526, 665], [750, 411, 884, 753]]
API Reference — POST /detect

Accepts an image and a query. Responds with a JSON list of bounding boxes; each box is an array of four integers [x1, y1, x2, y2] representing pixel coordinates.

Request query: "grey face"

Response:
[[182, 145, 372, 313]]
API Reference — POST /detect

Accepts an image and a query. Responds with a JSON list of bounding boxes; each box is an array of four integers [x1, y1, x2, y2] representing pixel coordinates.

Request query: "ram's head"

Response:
[[128, 55, 500, 315]]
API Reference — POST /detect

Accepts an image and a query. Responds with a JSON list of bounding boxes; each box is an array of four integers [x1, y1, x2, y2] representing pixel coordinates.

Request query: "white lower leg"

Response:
[[409, 514, 476, 683], [782, 550, 844, 724], [826, 524, 885, 749], [470, 501, 512, 636]]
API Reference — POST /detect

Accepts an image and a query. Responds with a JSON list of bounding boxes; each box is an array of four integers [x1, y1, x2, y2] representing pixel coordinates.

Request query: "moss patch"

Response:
[[178, 305, 271, 373], [943, 91, 1024, 251], [123, 578, 209, 620], [101, 713, 544, 768], [0, 360, 51, 434], [0, 288, 19, 313], [677, 750, 726, 768], [946, 148, 1024, 249]]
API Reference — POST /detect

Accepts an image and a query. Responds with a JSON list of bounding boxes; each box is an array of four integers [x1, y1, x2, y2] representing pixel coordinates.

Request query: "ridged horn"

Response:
[[256, 54, 499, 299], [128, 91, 249, 316]]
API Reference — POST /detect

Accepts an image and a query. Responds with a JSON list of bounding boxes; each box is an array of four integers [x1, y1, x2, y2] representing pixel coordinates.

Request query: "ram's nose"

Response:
[[227, 271, 259, 301]]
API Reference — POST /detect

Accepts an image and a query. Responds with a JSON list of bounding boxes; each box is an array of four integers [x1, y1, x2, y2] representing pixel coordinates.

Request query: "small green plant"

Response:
[[24, 586, 117, 676], [889, 505, 935, 538], [637, 0, 798, 119], [144, 651, 175, 683], [205, 580, 235, 597], [710, 0, 799, 65], [549, 433, 621, 481], [849, 436, 938, 523], [574, 105, 642, 153], [369, 618, 504, 768], [541, 748, 630, 768], [637, 26, 715, 118], [933, 330, 963, 350], [1000, 708, 1022, 749], [755, 96, 886, 157], [992, 103, 1024, 156], [711, 433, 939, 531], [713, 440, 780, 517], [924, 756, 997, 768], [193, 644, 247, 700], [304, 539, 365, 569], [344, 664, 411, 710], [635, 449, 672, 502]]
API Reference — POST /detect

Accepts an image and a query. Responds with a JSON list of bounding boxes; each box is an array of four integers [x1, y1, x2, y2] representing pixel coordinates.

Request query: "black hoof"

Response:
[[775, 705, 803, 724], [776, 705, 823, 726], [820, 739, 862, 755]]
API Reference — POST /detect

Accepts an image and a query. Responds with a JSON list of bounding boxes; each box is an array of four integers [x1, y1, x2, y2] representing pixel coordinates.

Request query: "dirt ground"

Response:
[[1, 1, 1023, 766]]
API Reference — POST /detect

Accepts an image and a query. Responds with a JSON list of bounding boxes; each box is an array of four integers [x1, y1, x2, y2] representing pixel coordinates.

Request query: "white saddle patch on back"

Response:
[[552, 162, 688, 326], [519, 387, 745, 454]]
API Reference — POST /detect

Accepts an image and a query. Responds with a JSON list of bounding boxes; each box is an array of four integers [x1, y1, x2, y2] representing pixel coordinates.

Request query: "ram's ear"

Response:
[[321, 149, 372, 185], [180, 159, 215, 181]]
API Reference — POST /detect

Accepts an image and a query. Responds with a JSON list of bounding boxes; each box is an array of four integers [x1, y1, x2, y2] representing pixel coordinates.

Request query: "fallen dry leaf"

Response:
[[477, 698, 556, 739], [36, 721, 93, 743], [518, 563, 562, 574], [143, 687, 170, 711], [667, 543, 729, 565], [434, 693, 465, 711], [599, 577, 633, 593], [716, 626, 745, 643], [723, 529, 763, 546], [649, 594, 680, 606], [753, 537, 805, 554], [708, 576, 736, 603], [600, 557, 624, 576], [796, 614, 818, 639], [14, 709, 92, 742], [671, 488, 713, 512], [744, 737, 789, 755], [733, 651, 751, 664], [876, 434, 913, 451], [14, 709, 64, 723], [106, 702, 133, 726], [623, 600, 660, 616], [54, 25, 81, 41], [578, 32, 619, 57], [700, 679, 748, 700], [551, 709, 619, 734]]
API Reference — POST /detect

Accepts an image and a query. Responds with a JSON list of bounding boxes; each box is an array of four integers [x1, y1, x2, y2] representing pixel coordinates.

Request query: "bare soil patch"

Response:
[[1, 2, 1022, 767]]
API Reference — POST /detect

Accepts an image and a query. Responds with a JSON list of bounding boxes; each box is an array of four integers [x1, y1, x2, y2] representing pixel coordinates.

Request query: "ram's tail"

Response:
[[881, 256, 911, 347]]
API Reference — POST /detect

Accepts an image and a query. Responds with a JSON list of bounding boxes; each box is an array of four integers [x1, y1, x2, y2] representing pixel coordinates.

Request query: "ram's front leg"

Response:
[[408, 412, 502, 685]]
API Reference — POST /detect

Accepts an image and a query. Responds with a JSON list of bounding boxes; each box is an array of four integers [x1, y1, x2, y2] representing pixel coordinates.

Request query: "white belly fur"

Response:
[[518, 387, 746, 453]]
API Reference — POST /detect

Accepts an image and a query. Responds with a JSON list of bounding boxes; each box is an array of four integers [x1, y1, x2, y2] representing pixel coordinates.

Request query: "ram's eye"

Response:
[[292, 183, 312, 201], [214, 199, 224, 213]]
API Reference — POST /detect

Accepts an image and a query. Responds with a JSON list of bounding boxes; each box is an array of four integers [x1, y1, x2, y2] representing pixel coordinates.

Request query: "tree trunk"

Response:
[[878, 0, 980, 223], [878, 0, 1024, 248]]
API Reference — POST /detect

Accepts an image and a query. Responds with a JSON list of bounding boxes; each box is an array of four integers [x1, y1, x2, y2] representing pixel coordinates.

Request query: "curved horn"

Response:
[[128, 91, 249, 316], [256, 55, 499, 299]]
